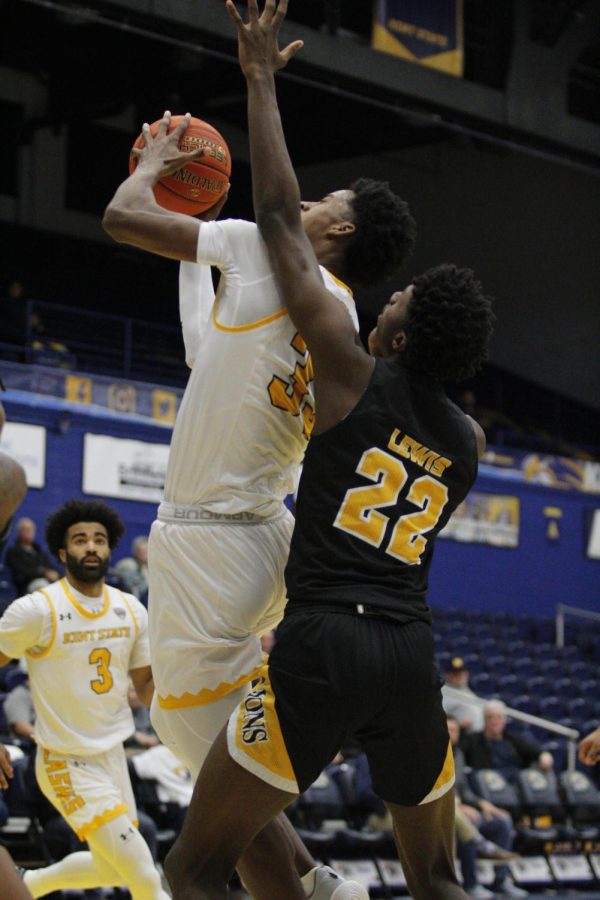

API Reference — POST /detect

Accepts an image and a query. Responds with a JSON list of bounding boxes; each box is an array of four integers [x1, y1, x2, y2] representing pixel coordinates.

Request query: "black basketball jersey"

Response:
[[285, 357, 479, 623]]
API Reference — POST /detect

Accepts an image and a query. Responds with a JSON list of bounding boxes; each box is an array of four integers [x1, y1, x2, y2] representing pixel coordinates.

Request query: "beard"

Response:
[[65, 552, 110, 584]]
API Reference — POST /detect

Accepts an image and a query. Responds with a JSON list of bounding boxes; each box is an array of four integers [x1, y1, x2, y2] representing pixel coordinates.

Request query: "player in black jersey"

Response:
[[163, 3, 495, 899]]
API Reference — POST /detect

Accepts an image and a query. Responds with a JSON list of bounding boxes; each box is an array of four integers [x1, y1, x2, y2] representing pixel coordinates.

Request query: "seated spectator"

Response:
[[462, 700, 553, 784], [125, 680, 159, 750], [3, 670, 35, 749], [456, 388, 497, 444], [5, 518, 59, 595], [114, 535, 149, 601], [2, 277, 38, 347], [448, 716, 527, 897], [441, 656, 484, 733], [130, 742, 193, 833]]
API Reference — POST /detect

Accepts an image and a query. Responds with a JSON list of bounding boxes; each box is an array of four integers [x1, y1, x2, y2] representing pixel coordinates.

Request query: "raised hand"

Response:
[[131, 110, 205, 179], [226, 0, 303, 79], [579, 726, 600, 766]]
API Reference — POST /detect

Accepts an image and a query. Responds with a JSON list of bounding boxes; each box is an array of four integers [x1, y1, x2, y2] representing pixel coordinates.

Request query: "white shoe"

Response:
[[466, 885, 495, 899], [305, 865, 369, 899], [494, 876, 529, 897]]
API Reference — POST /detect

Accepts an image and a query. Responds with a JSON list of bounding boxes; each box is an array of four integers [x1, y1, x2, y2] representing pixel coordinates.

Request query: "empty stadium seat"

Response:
[[510, 694, 540, 716], [553, 677, 574, 698], [516, 768, 565, 824], [559, 770, 600, 835], [470, 769, 521, 816], [486, 654, 508, 675], [579, 679, 597, 700], [538, 695, 570, 720], [469, 672, 493, 694], [512, 657, 538, 678]]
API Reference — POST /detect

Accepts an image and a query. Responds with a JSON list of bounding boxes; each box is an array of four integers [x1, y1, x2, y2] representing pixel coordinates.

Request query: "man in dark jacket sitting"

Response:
[[462, 701, 554, 784], [5, 517, 59, 594]]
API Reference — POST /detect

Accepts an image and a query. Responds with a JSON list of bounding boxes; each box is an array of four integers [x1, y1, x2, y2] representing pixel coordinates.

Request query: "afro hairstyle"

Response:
[[402, 263, 495, 382], [344, 178, 416, 287], [45, 499, 125, 558]]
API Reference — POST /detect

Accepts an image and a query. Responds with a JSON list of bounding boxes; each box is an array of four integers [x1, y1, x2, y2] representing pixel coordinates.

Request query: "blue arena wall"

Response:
[[428, 471, 599, 617], [2, 391, 598, 618], [1, 393, 170, 567]]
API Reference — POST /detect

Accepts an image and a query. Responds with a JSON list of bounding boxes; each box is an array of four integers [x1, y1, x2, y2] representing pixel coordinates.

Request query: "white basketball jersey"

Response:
[[165, 219, 357, 517], [22, 579, 148, 756]]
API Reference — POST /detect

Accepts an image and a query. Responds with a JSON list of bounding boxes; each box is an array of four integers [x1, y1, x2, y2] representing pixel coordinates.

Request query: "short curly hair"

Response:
[[45, 500, 125, 558], [344, 178, 416, 287], [402, 264, 495, 382]]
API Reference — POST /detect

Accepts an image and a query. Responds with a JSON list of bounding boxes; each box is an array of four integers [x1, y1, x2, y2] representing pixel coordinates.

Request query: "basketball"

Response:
[[129, 115, 231, 216]]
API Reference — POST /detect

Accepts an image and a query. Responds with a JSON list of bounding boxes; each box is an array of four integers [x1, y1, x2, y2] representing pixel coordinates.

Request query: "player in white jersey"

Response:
[[103, 110, 415, 899], [0, 499, 169, 900]]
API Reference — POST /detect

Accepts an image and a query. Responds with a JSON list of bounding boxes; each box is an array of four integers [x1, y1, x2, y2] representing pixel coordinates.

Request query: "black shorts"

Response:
[[226, 606, 454, 806]]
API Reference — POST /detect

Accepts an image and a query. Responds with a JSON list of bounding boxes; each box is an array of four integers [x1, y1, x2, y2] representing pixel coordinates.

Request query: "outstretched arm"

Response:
[[102, 112, 213, 261], [227, 0, 372, 427]]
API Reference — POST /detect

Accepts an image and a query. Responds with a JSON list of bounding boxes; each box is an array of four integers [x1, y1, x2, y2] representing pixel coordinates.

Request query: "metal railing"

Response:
[[2, 300, 188, 387], [555, 603, 600, 650], [442, 684, 580, 772]]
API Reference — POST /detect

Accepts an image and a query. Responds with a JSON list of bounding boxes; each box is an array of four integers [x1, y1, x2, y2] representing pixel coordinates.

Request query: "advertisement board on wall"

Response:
[[82, 433, 169, 503], [439, 491, 520, 548]]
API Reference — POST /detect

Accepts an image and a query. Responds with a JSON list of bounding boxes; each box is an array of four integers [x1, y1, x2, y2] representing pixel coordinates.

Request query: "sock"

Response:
[[23, 851, 120, 897], [300, 866, 319, 897]]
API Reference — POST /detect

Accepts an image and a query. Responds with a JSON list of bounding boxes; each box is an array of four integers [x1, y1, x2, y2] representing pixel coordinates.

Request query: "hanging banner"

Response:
[[372, 0, 464, 77]]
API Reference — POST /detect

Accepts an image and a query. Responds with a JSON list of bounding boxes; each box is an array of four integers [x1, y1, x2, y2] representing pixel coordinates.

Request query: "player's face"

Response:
[[300, 190, 355, 245], [368, 285, 414, 358], [60, 521, 111, 584]]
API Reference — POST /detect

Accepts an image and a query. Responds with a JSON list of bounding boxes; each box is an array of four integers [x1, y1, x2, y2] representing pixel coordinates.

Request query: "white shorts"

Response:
[[36, 743, 137, 841], [148, 506, 294, 711]]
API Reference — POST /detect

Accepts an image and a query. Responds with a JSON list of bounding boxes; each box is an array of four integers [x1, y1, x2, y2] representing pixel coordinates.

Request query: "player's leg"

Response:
[[155, 691, 366, 900], [26, 815, 170, 899], [149, 519, 360, 899], [85, 813, 170, 900], [387, 789, 468, 900], [0, 846, 33, 899], [164, 726, 301, 900], [23, 846, 122, 897]]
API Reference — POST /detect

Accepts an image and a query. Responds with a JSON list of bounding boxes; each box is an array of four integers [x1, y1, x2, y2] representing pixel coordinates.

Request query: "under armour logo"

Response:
[[59, 613, 72, 621]]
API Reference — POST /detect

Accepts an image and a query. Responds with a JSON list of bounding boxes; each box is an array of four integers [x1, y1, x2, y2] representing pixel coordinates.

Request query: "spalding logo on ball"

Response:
[[129, 115, 232, 216]]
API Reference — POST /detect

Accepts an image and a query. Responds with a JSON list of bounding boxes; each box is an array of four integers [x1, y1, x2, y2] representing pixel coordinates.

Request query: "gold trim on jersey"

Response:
[[26, 588, 57, 659], [157, 664, 262, 709], [76, 802, 129, 840], [418, 739, 455, 805], [325, 270, 353, 296], [212, 276, 288, 332], [62, 578, 110, 619], [118, 591, 139, 640], [212, 300, 288, 332]]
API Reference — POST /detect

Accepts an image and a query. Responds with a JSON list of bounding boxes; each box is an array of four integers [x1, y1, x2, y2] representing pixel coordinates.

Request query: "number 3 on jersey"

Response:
[[334, 448, 449, 565], [89, 647, 114, 694]]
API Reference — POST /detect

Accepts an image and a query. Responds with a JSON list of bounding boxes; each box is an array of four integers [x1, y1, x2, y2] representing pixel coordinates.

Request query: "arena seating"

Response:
[[1, 603, 599, 895]]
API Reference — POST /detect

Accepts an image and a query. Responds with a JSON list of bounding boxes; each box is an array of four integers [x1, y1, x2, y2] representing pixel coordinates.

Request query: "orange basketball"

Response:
[[129, 115, 231, 216]]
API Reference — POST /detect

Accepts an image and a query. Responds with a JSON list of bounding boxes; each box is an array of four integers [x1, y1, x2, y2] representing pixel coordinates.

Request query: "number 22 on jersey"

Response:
[[334, 447, 449, 565]]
